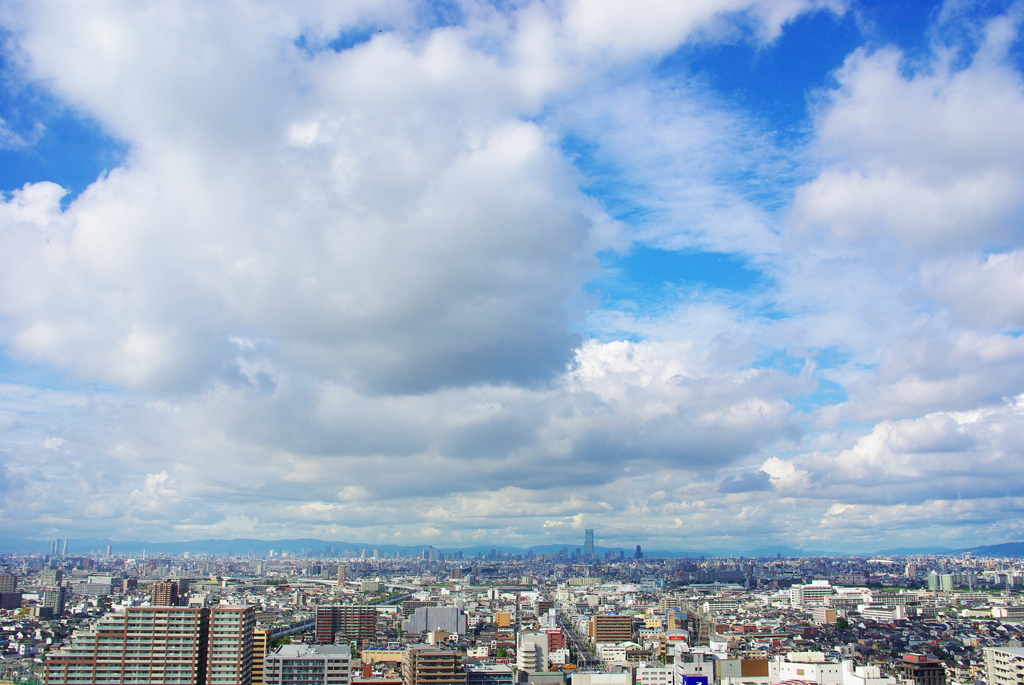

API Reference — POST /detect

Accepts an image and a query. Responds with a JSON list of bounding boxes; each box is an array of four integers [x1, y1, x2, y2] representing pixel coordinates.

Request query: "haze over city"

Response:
[[2, 0, 1024, 553]]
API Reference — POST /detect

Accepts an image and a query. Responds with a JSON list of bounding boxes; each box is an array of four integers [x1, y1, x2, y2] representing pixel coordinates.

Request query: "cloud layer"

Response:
[[1, 0, 1023, 551]]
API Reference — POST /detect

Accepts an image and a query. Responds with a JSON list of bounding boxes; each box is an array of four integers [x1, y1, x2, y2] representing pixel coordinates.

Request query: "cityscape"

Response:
[[0, 532, 1023, 684], [4, 0, 1024, 684]]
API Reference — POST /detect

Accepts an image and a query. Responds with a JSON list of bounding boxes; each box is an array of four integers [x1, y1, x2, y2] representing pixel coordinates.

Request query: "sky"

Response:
[[1, 0, 1023, 554]]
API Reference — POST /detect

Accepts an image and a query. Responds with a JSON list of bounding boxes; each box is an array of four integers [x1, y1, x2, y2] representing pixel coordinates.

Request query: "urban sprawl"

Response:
[[3, 535, 1024, 685]]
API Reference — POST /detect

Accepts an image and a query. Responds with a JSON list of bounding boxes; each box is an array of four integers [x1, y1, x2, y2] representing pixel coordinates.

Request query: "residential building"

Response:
[[206, 605, 256, 685], [42, 588, 65, 616], [152, 581, 180, 606], [403, 644, 466, 685], [589, 615, 633, 645], [252, 628, 271, 685], [264, 643, 351, 685], [315, 606, 377, 645], [44, 605, 253, 685], [39, 569, 62, 586], [985, 647, 1024, 685]]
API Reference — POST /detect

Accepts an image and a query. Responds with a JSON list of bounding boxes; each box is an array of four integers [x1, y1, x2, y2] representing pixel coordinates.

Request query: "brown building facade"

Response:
[[403, 644, 466, 685], [316, 605, 378, 645], [589, 614, 634, 644]]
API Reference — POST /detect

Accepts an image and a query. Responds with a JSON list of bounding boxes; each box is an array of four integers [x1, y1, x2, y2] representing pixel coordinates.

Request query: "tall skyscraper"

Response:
[[44, 605, 254, 685], [0, 572, 17, 593], [584, 529, 594, 558]]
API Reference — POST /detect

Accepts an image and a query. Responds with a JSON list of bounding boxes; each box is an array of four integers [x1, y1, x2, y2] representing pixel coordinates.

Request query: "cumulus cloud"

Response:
[[1, 0, 1024, 551], [0, 3, 600, 394], [792, 11, 1024, 252]]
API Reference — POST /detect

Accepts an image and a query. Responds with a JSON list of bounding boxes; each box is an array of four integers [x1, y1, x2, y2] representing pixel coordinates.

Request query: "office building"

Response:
[[584, 529, 594, 558], [464, 664, 514, 685], [589, 615, 633, 644], [986, 647, 1024, 685], [896, 654, 946, 685], [403, 644, 466, 685], [44, 605, 254, 685], [790, 580, 835, 607], [315, 606, 377, 645], [0, 572, 17, 593], [264, 643, 351, 685]]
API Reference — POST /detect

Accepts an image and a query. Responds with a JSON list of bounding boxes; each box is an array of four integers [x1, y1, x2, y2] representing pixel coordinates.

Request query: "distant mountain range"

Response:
[[1, 536, 1022, 558]]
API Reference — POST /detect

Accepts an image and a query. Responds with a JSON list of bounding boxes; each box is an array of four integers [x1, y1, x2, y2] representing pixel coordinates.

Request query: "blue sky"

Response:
[[1, 0, 1024, 552]]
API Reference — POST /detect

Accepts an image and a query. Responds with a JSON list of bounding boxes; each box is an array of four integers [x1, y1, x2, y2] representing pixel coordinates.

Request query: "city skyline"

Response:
[[2, 0, 1024, 552]]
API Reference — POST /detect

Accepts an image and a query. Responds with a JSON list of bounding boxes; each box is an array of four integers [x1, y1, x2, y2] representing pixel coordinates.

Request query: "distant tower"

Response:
[[61, 539, 68, 555], [634, 545, 643, 560], [584, 529, 594, 558]]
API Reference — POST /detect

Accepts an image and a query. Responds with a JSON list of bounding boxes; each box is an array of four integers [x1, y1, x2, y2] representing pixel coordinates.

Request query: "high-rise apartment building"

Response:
[[42, 588, 65, 617], [315, 606, 377, 645], [403, 644, 466, 685], [584, 529, 594, 558], [151, 581, 180, 606], [39, 569, 62, 586], [252, 628, 271, 685], [44, 605, 254, 685], [264, 644, 351, 685], [0, 572, 17, 593], [589, 615, 633, 645], [986, 646, 1024, 685], [206, 606, 256, 685]]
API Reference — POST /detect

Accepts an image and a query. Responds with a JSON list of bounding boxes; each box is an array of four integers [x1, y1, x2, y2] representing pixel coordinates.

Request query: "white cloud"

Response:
[[561, 0, 841, 59], [793, 17, 1024, 252], [1, 0, 1024, 552]]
